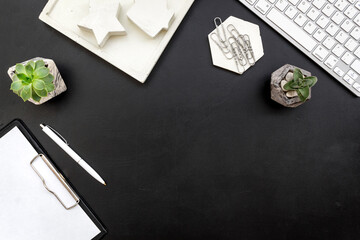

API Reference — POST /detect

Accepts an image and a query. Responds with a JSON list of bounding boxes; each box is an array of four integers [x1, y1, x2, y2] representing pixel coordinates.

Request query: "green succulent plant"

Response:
[[284, 68, 317, 102], [10, 60, 55, 102]]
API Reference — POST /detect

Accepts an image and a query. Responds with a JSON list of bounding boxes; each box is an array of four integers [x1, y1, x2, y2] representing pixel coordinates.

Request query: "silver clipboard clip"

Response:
[[30, 154, 80, 210]]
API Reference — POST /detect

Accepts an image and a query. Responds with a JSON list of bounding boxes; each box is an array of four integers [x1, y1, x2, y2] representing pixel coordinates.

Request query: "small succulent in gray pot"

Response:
[[7, 57, 66, 105], [271, 64, 317, 108]]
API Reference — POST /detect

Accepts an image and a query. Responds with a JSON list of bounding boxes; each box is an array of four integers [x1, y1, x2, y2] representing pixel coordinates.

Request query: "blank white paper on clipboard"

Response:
[[0, 127, 101, 240]]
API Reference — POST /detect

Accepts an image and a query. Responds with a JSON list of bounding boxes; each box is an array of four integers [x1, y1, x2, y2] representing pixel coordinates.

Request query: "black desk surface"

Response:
[[1, 0, 360, 239]]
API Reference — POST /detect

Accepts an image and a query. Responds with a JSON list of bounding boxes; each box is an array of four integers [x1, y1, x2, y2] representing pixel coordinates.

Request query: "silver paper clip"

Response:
[[228, 37, 246, 74], [214, 17, 227, 47], [210, 17, 233, 59], [210, 32, 233, 59], [227, 24, 256, 66], [242, 34, 256, 66]]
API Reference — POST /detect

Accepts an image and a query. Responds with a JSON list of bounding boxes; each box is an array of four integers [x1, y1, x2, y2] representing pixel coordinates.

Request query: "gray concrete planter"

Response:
[[271, 64, 312, 108], [8, 57, 67, 105]]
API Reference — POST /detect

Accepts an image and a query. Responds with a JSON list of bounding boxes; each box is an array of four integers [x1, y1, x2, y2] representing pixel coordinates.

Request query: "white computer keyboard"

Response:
[[239, 0, 360, 97]]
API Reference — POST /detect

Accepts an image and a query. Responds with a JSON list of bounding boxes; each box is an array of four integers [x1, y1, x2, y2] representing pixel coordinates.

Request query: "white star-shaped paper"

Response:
[[78, 0, 126, 47], [127, 0, 174, 38]]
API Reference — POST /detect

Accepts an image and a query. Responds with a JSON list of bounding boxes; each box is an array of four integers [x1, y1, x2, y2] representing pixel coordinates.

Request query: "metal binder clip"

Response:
[[228, 37, 246, 74], [30, 154, 80, 210], [227, 24, 256, 66]]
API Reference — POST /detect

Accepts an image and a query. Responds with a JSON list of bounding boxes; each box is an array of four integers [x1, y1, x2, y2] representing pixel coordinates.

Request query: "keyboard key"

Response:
[[354, 46, 360, 58], [323, 37, 336, 49], [353, 82, 360, 92], [289, 0, 300, 5], [332, 44, 345, 56], [335, 30, 349, 43], [351, 59, 360, 74], [341, 20, 355, 32], [285, 6, 298, 19], [328, 0, 336, 3], [304, 21, 317, 34], [351, 27, 360, 40], [341, 52, 355, 64], [313, 0, 326, 9], [298, 0, 311, 13], [316, 15, 330, 28], [267, 8, 317, 51], [344, 74, 355, 85], [334, 0, 348, 11], [307, 8, 320, 21], [334, 67, 345, 76], [323, 4, 336, 16], [269, 0, 276, 3], [276, 0, 289, 11], [345, 38, 358, 51], [255, 0, 271, 14], [326, 22, 339, 36], [313, 45, 329, 60], [331, 12, 345, 25], [347, 70, 358, 80], [354, 14, 360, 26], [295, 14, 307, 26], [356, 2, 360, 10], [344, 5, 357, 18], [245, 0, 257, 4], [314, 29, 327, 41], [325, 54, 338, 68]]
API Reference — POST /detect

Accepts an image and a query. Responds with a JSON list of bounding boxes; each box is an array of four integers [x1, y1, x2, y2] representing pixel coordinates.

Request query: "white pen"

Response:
[[40, 124, 106, 186]]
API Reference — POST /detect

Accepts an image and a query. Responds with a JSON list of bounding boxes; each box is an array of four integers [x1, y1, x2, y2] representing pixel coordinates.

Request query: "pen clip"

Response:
[[47, 125, 69, 145]]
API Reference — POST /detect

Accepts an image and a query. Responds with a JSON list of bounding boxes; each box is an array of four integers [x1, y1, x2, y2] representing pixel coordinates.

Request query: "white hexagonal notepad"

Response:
[[208, 16, 264, 74]]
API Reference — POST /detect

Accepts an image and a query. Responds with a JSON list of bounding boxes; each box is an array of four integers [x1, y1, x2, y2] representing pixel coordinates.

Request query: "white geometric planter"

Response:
[[270, 64, 312, 108], [8, 57, 67, 105]]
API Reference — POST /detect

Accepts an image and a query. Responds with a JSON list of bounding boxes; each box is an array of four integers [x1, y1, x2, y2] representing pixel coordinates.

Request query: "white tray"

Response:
[[39, 0, 194, 83]]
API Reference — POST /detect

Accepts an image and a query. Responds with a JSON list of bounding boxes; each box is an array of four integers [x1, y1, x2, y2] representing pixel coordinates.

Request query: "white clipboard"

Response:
[[0, 120, 106, 240]]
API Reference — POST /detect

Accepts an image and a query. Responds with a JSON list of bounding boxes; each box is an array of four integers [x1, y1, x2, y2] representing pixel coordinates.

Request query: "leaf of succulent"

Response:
[[34, 67, 50, 79], [10, 81, 23, 91], [20, 84, 32, 102], [33, 79, 46, 90], [28, 61, 35, 70], [298, 86, 310, 102], [33, 87, 48, 98], [17, 73, 29, 82], [45, 83, 55, 92], [15, 64, 27, 75], [289, 80, 301, 89], [293, 68, 303, 82], [304, 76, 317, 87], [35, 60, 45, 69], [302, 78, 314, 87], [31, 89, 41, 102], [296, 89, 305, 102], [41, 74, 54, 84], [283, 81, 294, 90], [25, 64, 34, 77], [13, 89, 21, 96], [12, 74, 20, 82]]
